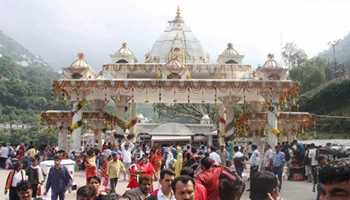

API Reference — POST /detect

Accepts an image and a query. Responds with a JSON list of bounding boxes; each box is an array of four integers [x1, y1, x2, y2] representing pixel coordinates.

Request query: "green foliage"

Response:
[[0, 55, 63, 124], [289, 57, 327, 93], [153, 103, 218, 123], [300, 80, 350, 114], [0, 127, 57, 146], [282, 42, 308, 69], [319, 33, 350, 72]]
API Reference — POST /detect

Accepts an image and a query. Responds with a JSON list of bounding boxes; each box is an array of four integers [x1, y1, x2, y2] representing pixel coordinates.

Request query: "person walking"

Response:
[[123, 175, 153, 200], [5, 161, 27, 200], [262, 144, 273, 172], [44, 155, 72, 200], [249, 144, 261, 177], [0, 143, 9, 169], [108, 152, 125, 193], [146, 169, 176, 200], [26, 157, 44, 199], [121, 141, 134, 181], [233, 146, 245, 177], [272, 145, 285, 191]]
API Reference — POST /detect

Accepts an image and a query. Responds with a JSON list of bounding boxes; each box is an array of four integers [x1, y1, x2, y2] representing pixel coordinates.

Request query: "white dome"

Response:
[[137, 113, 145, 120], [262, 54, 281, 68], [111, 42, 137, 63], [70, 53, 91, 68], [145, 7, 209, 64], [150, 123, 194, 136], [202, 114, 210, 120], [217, 43, 244, 64]]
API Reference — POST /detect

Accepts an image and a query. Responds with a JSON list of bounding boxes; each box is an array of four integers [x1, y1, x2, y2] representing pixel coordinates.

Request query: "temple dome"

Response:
[[150, 122, 194, 136], [262, 53, 281, 68], [63, 53, 96, 79], [217, 43, 244, 64], [70, 53, 91, 68], [145, 7, 209, 64], [111, 42, 138, 63]]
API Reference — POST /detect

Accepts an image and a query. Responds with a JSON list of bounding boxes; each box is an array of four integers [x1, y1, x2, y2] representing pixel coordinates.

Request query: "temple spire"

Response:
[[171, 5, 184, 24], [176, 5, 181, 18]]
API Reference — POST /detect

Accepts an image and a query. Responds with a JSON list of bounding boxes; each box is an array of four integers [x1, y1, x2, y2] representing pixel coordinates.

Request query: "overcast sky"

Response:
[[1, 0, 350, 69]]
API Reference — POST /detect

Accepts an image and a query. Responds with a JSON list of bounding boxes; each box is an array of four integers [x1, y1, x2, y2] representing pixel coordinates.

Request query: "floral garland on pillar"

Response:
[[68, 100, 88, 133]]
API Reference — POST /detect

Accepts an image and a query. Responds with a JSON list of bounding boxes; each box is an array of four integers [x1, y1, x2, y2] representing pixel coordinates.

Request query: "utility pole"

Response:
[[328, 40, 339, 79]]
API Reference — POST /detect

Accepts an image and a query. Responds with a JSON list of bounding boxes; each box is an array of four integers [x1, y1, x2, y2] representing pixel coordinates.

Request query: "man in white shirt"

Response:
[[209, 147, 221, 165], [146, 169, 176, 200], [121, 141, 134, 180], [233, 146, 245, 177], [250, 144, 261, 169], [262, 144, 274, 171], [0, 144, 9, 169], [308, 143, 318, 190]]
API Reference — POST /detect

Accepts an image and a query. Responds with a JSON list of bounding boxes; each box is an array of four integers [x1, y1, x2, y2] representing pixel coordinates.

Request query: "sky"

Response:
[[1, 0, 350, 69]]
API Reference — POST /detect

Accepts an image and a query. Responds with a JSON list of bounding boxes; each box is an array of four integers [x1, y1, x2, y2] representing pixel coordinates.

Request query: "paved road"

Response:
[[0, 169, 316, 200]]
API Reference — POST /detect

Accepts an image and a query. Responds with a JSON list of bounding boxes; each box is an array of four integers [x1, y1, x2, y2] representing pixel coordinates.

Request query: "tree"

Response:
[[282, 42, 308, 69], [289, 57, 327, 93], [153, 103, 219, 123]]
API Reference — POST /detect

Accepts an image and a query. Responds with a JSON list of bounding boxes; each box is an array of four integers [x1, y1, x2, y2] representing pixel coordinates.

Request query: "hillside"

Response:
[[299, 79, 350, 134], [0, 30, 49, 68], [0, 31, 62, 124], [318, 32, 350, 72]]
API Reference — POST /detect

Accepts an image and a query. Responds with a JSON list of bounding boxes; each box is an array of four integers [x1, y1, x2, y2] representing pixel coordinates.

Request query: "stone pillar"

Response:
[[113, 96, 128, 135], [95, 129, 103, 149], [129, 102, 137, 136], [266, 100, 279, 148], [58, 124, 68, 152], [71, 101, 82, 153], [218, 104, 226, 146], [208, 135, 213, 146]]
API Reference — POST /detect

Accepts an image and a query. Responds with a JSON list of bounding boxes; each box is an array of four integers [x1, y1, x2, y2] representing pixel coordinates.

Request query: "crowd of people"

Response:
[[1, 138, 350, 200]]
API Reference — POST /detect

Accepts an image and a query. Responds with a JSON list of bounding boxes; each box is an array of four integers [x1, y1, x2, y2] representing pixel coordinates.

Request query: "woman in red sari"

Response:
[[149, 147, 162, 180], [100, 154, 111, 188], [84, 149, 97, 184], [127, 162, 140, 189]]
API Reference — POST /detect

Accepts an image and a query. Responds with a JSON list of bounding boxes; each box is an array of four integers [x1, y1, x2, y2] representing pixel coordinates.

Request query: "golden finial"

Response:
[[176, 5, 181, 18], [77, 52, 85, 60]]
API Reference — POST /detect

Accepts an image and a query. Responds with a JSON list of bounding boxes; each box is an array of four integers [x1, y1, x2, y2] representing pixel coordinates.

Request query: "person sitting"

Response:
[[318, 158, 350, 200], [250, 171, 283, 200], [16, 180, 33, 200], [123, 174, 153, 200], [146, 169, 175, 200], [171, 175, 195, 200], [76, 185, 97, 200]]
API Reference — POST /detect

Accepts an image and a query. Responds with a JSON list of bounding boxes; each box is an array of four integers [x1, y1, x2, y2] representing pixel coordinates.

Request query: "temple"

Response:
[[42, 7, 313, 152]]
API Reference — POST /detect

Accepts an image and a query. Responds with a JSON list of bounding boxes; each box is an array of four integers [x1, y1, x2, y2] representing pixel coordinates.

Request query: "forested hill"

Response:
[[0, 30, 49, 68], [319, 32, 350, 70], [0, 31, 62, 124]]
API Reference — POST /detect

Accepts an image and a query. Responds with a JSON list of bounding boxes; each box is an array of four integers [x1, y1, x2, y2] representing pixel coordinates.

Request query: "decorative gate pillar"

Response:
[[58, 123, 69, 152], [218, 104, 226, 146], [113, 96, 129, 135], [71, 101, 83, 153], [129, 102, 137, 137], [266, 98, 279, 148], [94, 129, 103, 149]]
